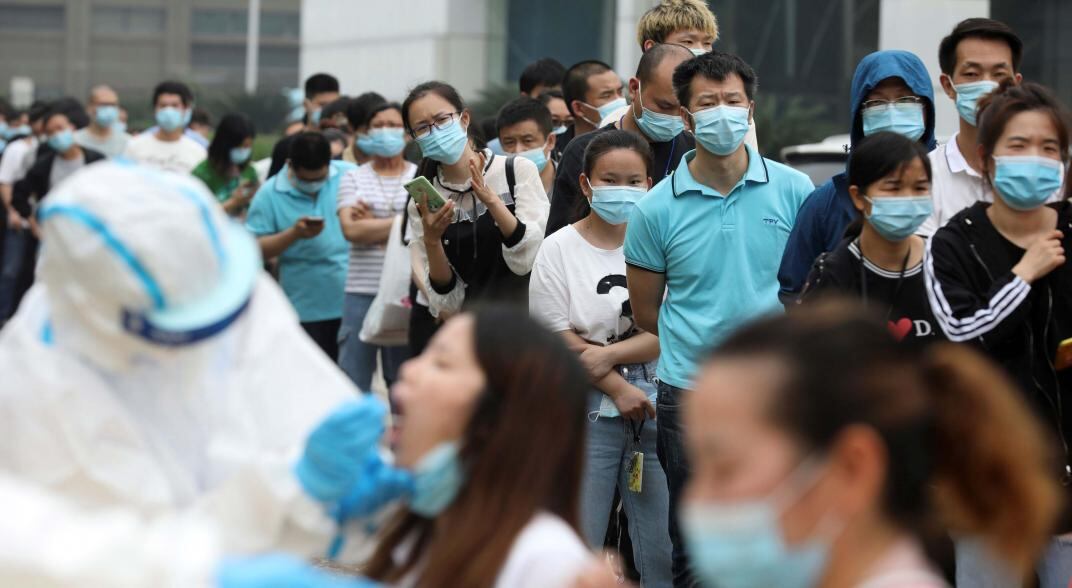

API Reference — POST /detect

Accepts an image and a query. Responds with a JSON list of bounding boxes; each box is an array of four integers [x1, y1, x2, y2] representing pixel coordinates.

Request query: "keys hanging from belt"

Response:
[[627, 419, 644, 493]]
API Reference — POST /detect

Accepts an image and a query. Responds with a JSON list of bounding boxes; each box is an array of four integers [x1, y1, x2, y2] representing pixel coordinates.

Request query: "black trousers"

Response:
[[301, 318, 341, 361]]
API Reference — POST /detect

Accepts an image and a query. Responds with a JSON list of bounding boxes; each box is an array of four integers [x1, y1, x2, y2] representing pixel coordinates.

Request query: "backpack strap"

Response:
[[505, 155, 517, 199]]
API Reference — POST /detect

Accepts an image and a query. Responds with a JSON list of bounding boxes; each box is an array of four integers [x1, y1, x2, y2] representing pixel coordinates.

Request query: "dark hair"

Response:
[[583, 129, 654, 177], [562, 60, 614, 116], [363, 101, 404, 129], [364, 307, 588, 588], [190, 107, 211, 127], [672, 50, 757, 108], [46, 97, 89, 130], [287, 131, 331, 171], [536, 89, 565, 107], [402, 81, 465, 133], [479, 117, 498, 143], [346, 92, 387, 129], [843, 131, 932, 238], [938, 18, 1023, 76], [27, 100, 50, 124], [304, 73, 339, 99], [977, 81, 1071, 182], [152, 81, 193, 108], [207, 113, 255, 173], [710, 301, 1059, 572], [636, 42, 693, 85], [496, 97, 553, 137], [519, 58, 566, 95], [320, 96, 351, 126]]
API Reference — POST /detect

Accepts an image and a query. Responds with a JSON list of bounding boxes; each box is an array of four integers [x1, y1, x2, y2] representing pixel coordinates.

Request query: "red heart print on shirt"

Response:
[[887, 318, 913, 341]]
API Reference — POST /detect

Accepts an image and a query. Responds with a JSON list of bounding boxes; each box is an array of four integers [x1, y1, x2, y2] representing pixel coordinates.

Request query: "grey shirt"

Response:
[[74, 127, 130, 158], [50, 152, 86, 188]]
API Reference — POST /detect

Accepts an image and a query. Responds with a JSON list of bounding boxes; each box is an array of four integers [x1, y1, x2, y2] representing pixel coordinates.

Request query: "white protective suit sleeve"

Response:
[[0, 473, 220, 587]]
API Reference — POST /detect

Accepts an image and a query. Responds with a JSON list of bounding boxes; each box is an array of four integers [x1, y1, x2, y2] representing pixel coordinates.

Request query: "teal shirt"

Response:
[[246, 160, 356, 322], [624, 146, 814, 388]]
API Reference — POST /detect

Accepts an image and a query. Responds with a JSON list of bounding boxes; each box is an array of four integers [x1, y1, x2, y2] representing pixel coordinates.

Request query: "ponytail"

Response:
[[923, 343, 1061, 573]]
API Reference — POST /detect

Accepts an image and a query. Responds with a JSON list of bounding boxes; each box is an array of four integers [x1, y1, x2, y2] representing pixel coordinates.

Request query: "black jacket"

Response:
[[13, 147, 105, 216], [925, 200, 1072, 483]]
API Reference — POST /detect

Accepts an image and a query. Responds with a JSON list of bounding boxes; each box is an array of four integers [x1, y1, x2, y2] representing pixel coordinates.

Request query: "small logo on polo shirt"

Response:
[[762, 218, 779, 225]]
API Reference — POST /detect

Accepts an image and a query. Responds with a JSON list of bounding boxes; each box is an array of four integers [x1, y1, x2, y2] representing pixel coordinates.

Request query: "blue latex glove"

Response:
[[335, 453, 415, 521], [218, 554, 381, 588], [295, 396, 387, 503]]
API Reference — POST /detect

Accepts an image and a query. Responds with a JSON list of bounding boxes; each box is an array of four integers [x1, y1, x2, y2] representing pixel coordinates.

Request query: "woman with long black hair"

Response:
[[192, 113, 259, 217]]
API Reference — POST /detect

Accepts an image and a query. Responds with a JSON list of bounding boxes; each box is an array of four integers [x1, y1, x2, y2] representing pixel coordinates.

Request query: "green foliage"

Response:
[[752, 94, 839, 161], [468, 83, 520, 122], [253, 133, 279, 161], [203, 91, 292, 136]]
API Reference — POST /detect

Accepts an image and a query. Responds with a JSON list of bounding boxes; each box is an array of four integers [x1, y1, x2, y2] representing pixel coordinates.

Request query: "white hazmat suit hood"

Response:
[[0, 161, 369, 579]]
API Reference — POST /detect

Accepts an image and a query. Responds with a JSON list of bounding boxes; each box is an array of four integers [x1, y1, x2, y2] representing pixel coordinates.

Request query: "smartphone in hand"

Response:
[[404, 176, 447, 212]]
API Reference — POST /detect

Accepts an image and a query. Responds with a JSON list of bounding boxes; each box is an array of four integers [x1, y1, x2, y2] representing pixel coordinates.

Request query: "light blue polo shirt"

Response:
[[246, 160, 356, 322], [625, 145, 814, 389]]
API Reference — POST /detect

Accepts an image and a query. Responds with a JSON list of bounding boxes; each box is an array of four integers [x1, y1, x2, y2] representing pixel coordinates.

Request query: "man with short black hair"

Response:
[[269, 73, 342, 178], [537, 89, 573, 135], [562, 60, 625, 141], [74, 84, 130, 158], [920, 18, 1026, 236], [188, 108, 213, 142], [247, 131, 356, 359], [520, 58, 566, 98], [497, 97, 557, 194], [626, 51, 814, 587], [546, 44, 696, 236], [123, 81, 206, 173]]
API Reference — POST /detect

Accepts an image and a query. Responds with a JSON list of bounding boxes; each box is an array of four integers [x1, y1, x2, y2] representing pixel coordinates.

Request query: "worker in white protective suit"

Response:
[[0, 161, 393, 586]]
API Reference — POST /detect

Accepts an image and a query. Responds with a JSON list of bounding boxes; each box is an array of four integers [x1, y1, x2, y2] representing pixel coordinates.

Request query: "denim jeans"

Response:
[[656, 380, 696, 588], [338, 293, 409, 398], [0, 228, 30, 320], [580, 369, 672, 587], [956, 535, 1072, 587]]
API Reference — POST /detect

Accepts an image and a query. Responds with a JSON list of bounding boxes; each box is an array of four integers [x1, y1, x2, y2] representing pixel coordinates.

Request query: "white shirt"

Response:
[[0, 137, 38, 185], [530, 224, 636, 345], [123, 132, 206, 174], [336, 162, 416, 295], [74, 127, 131, 158]]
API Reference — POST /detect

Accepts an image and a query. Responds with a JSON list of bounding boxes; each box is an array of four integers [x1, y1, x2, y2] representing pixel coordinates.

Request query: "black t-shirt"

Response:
[[544, 124, 695, 237], [801, 239, 941, 342]]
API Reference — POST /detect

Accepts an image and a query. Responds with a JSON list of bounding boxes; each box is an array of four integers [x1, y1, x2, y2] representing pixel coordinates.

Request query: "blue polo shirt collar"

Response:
[[671, 144, 769, 199], [273, 163, 341, 197]]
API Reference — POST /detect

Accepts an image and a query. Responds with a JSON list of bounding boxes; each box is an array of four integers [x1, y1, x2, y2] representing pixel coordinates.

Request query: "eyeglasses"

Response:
[[411, 112, 461, 139], [861, 96, 922, 110]]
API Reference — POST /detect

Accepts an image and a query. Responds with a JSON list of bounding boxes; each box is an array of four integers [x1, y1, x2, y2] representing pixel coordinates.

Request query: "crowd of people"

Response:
[[0, 0, 1070, 586]]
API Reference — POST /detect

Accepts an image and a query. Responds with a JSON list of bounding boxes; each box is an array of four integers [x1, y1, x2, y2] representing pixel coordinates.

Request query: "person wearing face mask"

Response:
[[925, 82, 1072, 587], [343, 92, 387, 165], [123, 81, 206, 174], [529, 130, 671, 585], [778, 50, 936, 305], [798, 132, 941, 343], [546, 44, 695, 237], [268, 73, 342, 178], [73, 84, 130, 158], [336, 101, 415, 397], [497, 97, 558, 195], [192, 113, 260, 217], [537, 90, 574, 138], [636, 0, 717, 55], [919, 19, 1044, 237], [402, 81, 548, 353], [559, 60, 625, 151], [246, 132, 357, 359], [625, 51, 814, 587]]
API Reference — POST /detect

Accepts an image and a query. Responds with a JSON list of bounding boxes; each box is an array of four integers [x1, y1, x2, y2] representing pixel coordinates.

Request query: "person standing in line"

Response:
[[246, 132, 357, 359], [123, 81, 206, 174], [555, 60, 625, 161], [547, 43, 695, 236], [268, 73, 342, 178], [924, 82, 1072, 587], [625, 51, 814, 586], [497, 97, 558, 195], [918, 19, 1044, 236], [530, 130, 672, 586], [538, 89, 574, 138], [74, 84, 130, 158], [402, 81, 548, 353], [486, 58, 568, 156], [344, 92, 387, 165], [191, 113, 259, 217], [798, 132, 941, 344], [0, 102, 47, 324], [337, 101, 416, 396]]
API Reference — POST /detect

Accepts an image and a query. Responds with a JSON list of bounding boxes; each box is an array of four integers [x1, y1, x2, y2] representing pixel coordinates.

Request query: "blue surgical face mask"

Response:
[[552, 125, 569, 135], [366, 128, 406, 158], [113, 121, 127, 134], [519, 142, 549, 172], [229, 146, 253, 165], [0, 121, 7, 138], [992, 155, 1064, 211], [94, 105, 120, 128], [587, 179, 647, 225], [355, 133, 376, 155], [292, 172, 327, 196], [182, 107, 193, 127], [408, 441, 464, 517], [415, 117, 469, 165], [582, 96, 627, 126], [634, 82, 684, 143], [864, 195, 933, 241], [681, 459, 838, 588], [590, 389, 658, 421], [690, 105, 751, 156], [310, 108, 322, 127], [48, 129, 74, 153], [155, 107, 185, 132], [861, 102, 925, 141], [954, 81, 999, 127], [13, 125, 31, 138]]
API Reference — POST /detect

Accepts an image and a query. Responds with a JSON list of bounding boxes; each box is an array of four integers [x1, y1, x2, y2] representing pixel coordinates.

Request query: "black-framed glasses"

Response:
[[861, 96, 922, 110], [411, 112, 461, 139]]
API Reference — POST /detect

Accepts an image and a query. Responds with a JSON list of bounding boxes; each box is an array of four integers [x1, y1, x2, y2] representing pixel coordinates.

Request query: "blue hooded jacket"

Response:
[[777, 50, 937, 304]]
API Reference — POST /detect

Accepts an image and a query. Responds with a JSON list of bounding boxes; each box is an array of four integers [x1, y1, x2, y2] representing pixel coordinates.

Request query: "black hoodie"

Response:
[[925, 200, 1072, 487]]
